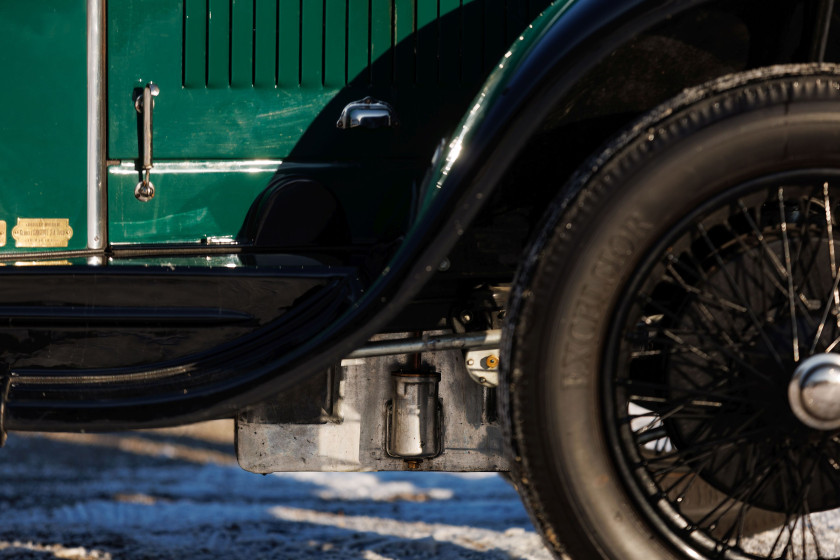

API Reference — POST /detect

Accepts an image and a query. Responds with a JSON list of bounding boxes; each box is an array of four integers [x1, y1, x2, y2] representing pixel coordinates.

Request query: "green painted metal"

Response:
[[108, 160, 418, 245], [439, 0, 461, 85], [0, 0, 586, 330], [370, 0, 392, 84], [108, 163, 278, 244], [278, 0, 301, 87], [0, 0, 560, 254], [394, 0, 414, 84], [231, 0, 255, 88], [506, 0, 531, 44], [107, 0, 554, 244], [109, 0, 337, 160], [110, 0, 546, 159], [0, 0, 87, 254], [207, 0, 231, 88], [462, 2, 484, 83], [325, 0, 348, 87], [183, 0, 206, 88], [254, 0, 278, 88], [348, 0, 370, 81], [484, 0, 507, 70], [301, 1, 325, 88], [416, 1, 437, 84]]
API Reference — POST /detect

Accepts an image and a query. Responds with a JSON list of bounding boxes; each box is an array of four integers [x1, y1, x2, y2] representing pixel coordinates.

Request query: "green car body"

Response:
[[2, 1, 838, 558], [1, 0, 553, 250]]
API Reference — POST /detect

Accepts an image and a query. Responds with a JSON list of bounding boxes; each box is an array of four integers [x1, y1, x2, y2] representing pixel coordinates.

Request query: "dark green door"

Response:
[[0, 1, 88, 255], [106, 0, 548, 245]]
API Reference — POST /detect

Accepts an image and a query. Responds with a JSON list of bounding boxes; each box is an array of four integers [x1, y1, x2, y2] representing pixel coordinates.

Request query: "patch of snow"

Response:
[[0, 431, 551, 559]]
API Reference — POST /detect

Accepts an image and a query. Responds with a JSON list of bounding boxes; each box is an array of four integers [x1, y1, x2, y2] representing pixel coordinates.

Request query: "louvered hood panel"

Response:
[[181, 0, 551, 89], [108, 0, 551, 159]]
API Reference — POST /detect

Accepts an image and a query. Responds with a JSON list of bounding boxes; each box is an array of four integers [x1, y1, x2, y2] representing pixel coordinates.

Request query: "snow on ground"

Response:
[[0, 422, 553, 560]]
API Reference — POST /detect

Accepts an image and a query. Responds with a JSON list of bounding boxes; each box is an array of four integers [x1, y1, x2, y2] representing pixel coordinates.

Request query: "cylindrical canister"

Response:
[[388, 371, 441, 458]]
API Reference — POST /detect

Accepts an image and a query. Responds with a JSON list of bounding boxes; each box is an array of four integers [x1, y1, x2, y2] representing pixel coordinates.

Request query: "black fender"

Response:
[[247, 0, 831, 405], [414, 0, 834, 281]]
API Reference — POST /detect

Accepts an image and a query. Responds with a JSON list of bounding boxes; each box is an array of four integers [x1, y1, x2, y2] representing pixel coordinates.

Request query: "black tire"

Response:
[[504, 65, 840, 560]]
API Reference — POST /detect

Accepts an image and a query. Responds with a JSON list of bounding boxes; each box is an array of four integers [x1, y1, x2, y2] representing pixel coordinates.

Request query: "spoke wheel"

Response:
[[609, 175, 840, 558], [504, 66, 840, 560]]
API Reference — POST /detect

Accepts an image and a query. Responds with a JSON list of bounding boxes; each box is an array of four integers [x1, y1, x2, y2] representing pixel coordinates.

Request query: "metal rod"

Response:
[[411, 330, 422, 370], [346, 330, 502, 359], [141, 85, 154, 171], [87, 0, 107, 251]]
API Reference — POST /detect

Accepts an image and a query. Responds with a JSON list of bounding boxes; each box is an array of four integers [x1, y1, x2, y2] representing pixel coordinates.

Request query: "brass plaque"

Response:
[[0, 221, 5, 247], [13, 260, 72, 267], [12, 218, 73, 248]]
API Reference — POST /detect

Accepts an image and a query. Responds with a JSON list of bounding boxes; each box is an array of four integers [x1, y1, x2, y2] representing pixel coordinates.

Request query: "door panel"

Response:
[[107, 162, 279, 244], [107, 0, 543, 160], [108, 0, 343, 160], [106, 0, 553, 245], [0, 1, 88, 254]]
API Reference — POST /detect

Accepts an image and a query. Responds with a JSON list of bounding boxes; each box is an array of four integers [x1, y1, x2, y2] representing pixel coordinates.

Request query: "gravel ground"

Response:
[[0, 421, 553, 560]]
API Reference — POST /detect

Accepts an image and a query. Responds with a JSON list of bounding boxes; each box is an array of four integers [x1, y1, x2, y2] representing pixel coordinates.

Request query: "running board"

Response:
[[0, 255, 364, 431]]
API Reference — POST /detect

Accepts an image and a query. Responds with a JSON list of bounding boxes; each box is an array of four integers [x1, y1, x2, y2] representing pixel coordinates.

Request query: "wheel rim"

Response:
[[607, 170, 840, 559]]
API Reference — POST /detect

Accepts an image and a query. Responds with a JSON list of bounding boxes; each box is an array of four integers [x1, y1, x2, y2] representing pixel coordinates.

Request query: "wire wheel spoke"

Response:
[[610, 177, 840, 559]]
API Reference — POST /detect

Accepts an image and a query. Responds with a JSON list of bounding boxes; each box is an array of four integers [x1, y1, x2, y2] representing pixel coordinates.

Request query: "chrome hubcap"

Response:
[[789, 353, 840, 430]]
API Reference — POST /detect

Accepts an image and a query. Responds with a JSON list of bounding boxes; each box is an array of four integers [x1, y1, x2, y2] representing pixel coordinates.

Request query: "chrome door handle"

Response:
[[134, 82, 160, 202], [336, 97, 399, 129]]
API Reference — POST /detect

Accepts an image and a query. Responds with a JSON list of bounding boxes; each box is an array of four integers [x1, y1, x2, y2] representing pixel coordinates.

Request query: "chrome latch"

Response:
[[336, 97, 399, 129], [134, 82, 160, 202]]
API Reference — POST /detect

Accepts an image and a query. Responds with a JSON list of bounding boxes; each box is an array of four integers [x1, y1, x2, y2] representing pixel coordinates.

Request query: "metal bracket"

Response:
[[464, 349, 500, 388]]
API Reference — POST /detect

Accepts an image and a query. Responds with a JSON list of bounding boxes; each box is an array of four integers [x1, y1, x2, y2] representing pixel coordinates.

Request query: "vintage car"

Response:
[[4, 0, 840, 558]]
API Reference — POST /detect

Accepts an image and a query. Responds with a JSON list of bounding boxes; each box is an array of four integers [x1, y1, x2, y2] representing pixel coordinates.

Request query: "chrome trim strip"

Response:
[[109, 160, 284, 175], [87, 0, 107, 251]]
